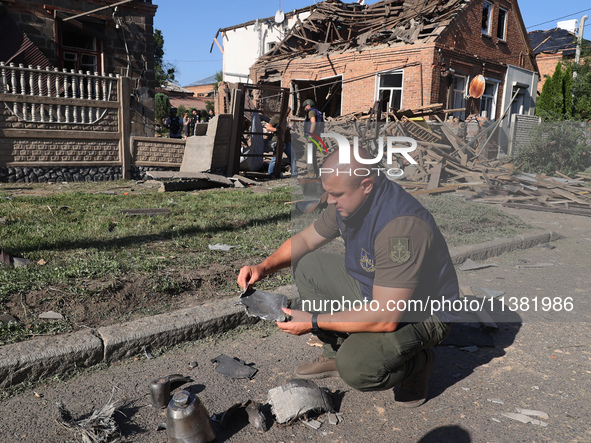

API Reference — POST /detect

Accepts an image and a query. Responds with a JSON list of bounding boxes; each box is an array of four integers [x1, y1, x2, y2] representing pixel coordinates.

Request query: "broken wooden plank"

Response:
[[427, 163, 443, 189]]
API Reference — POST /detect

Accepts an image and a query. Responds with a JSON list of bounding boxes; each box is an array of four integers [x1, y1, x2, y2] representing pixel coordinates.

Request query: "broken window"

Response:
[[482, 1, 493, 36], [453, 75, 467, 120], [479, 79, 499, 120], [291, 76, 342, 118], [376, 71, 403, 113], [61, 30, 100, 72], [497, 7, 507, 40]]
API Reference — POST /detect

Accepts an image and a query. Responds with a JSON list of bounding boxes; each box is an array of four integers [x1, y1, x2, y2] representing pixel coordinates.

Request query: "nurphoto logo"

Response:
[[307, 132, 418, 178]]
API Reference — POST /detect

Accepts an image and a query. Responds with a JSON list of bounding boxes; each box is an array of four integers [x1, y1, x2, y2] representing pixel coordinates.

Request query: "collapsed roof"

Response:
[[528, 28, 588, 56], [253, 0, 468, 68]]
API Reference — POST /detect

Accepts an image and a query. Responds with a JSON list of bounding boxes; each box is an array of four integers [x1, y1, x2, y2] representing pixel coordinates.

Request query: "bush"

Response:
[[515, 121, 588, 177]]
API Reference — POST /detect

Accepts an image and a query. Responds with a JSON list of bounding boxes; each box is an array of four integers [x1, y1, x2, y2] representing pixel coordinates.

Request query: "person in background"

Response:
[[266, 109, 297, 177], [182, 111, 190, 139], [164, 108, 183, 139]]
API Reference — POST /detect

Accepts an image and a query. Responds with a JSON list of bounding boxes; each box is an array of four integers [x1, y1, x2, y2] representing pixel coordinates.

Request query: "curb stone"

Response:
[[0, 230, 561, 389]]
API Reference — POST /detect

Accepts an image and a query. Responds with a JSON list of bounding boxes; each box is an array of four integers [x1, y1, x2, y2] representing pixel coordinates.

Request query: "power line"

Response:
[[526, 8, 591, 29], [168, 59, 223, 63]]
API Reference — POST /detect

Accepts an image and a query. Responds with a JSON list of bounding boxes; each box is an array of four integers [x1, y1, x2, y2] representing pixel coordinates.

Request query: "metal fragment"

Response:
[[211, 354, 257, 379], [268, 379, 334, 424], [459, 259, 498, 271], [480, 288, 505, 299], [237, 288, 288, 321]]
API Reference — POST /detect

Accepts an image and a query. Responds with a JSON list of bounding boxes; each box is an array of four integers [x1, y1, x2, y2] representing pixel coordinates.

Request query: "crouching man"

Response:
[[237, 148, 458, 407]]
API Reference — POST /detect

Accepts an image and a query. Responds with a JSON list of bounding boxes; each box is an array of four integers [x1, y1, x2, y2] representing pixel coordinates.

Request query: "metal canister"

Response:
[[166, 390, 216, 443], [150, 377, 171, 409]]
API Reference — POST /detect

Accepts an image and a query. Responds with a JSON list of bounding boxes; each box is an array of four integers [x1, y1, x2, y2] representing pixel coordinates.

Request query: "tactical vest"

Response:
[[336, 174, 459, 322]]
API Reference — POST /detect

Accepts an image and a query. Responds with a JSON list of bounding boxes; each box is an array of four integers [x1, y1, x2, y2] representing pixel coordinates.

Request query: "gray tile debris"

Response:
[[38, 311, 64, 320], [515, 408, 549, 419], [516, 263, 555, 268], [502, 412, 549, 426], [328, 412, 344, 425], [208, 244, 238, 251], [479, 288, 505, 299], [304, 419, 322, 430], [487, 398, 504, 405]]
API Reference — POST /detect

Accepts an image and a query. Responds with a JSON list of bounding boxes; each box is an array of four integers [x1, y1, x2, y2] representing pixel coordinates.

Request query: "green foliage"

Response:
[[515, 121, 588, 177], [536, 63, 566, 120], [572, 55, 591, 120], [154, 29, 177, 87], [205, 100, 215, 113], [155, 93, 170, 130], [213, 70, 223, 94], [176, 104, 187, 117]]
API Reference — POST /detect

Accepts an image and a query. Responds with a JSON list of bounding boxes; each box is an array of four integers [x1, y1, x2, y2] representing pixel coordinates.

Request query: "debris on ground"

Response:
[[211, 354, 258, 379], [208, 243, 238, 252], [38, 311, 64, 320], [215, 400, 268, 433], [56, 394, 120, 443], [267, 379, 334, 424]]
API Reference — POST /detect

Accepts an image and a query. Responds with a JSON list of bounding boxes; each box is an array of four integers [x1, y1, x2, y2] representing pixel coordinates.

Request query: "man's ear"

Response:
[[360, 177, 374, 195]]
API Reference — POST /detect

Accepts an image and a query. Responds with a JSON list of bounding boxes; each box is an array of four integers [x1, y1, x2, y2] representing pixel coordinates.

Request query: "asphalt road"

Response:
[[0, 206, 589, 443]]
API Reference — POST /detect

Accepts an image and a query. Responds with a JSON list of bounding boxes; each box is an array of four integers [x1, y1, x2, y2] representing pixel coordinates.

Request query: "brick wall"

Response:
[[260, 0, 535, 120], [133, 137, 184, 167], [535, 52, 568, 93]]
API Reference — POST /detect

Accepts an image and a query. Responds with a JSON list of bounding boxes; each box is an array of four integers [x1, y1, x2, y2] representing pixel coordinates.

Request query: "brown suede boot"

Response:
[[394, 348, 436, 408], [295, 354, 339, 379]]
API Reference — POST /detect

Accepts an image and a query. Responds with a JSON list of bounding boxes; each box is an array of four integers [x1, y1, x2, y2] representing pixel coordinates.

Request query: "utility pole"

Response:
[[575, 15, 588, 65]]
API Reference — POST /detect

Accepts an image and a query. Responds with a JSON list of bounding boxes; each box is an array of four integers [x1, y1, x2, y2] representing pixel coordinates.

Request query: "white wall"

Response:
[[221, 11, 311, 84]]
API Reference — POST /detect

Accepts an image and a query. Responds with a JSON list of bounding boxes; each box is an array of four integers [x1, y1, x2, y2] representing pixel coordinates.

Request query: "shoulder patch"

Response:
[[389, 237, 412, 264], [360, 248, 375, 272]]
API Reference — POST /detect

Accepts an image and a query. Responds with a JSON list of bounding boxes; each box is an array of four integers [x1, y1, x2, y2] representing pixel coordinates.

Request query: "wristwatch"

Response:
[[311, 312, 322, 334]]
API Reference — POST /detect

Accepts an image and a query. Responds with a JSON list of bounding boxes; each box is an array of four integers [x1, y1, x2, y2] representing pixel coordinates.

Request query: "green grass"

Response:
[[0, 181, 529, 345]]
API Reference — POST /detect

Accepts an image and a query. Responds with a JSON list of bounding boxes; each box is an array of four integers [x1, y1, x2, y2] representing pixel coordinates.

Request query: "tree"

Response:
[[536, 63, 566, 121], [154, 29, 177, 87], [571, 51, 591, 120], [155, 93, 170, 127], [213, 70, 223, 94]]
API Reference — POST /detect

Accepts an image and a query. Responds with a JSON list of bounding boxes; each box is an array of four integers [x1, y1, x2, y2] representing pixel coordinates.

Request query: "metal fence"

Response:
[[0, 62, 118, 124]]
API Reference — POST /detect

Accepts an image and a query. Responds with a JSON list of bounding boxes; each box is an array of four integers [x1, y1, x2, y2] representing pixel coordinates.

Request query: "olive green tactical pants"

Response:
[[295, 252, 451, 392]]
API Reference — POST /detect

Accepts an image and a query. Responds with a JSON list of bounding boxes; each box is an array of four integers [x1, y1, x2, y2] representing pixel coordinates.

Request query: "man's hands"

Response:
[[276, 307, 312, 336], [237, 264, 267, 290]]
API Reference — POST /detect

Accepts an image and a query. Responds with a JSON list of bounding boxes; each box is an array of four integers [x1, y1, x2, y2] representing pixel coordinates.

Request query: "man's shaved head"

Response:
[[321, 147, 378, 188]]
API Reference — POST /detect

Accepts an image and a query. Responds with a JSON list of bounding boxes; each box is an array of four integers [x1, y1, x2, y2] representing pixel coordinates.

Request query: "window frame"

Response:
[[482, 0, 493, 36], [497, 6, 508, 41], [479, 78, 500, 120], [375, 69, 404, 113], [452, 74, 468, 120]]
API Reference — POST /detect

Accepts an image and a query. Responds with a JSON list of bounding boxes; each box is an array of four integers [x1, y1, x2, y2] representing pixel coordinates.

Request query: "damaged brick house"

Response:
[[0, 0, 169, 183], [250, 0, 539, 156]]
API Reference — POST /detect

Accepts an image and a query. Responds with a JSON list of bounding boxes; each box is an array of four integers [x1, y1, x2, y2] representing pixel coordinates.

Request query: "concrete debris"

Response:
[[268, 379, 334, 424], [515, 408, 549, 419], [208, 243, 238, 251], [188, 361, 198, 369], [459, 346, 479, 353], [304, 419, 322, 430], [516, 263, 555, 268], [487, 398, 504, 405], [461, 387, 471, 391], [38, 311, 64, 320], [479, 288, 506, 299], [502, 412, 548, 426], [459, 259, 498, 271], [328, 412, 344, 425]]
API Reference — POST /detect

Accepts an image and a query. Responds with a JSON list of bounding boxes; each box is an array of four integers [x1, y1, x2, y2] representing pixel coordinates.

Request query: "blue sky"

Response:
[[153, 0, 591, 86]]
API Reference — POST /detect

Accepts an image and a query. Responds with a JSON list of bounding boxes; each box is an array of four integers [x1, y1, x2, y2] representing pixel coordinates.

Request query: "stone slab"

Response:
[[0, 329, 103, 388]]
